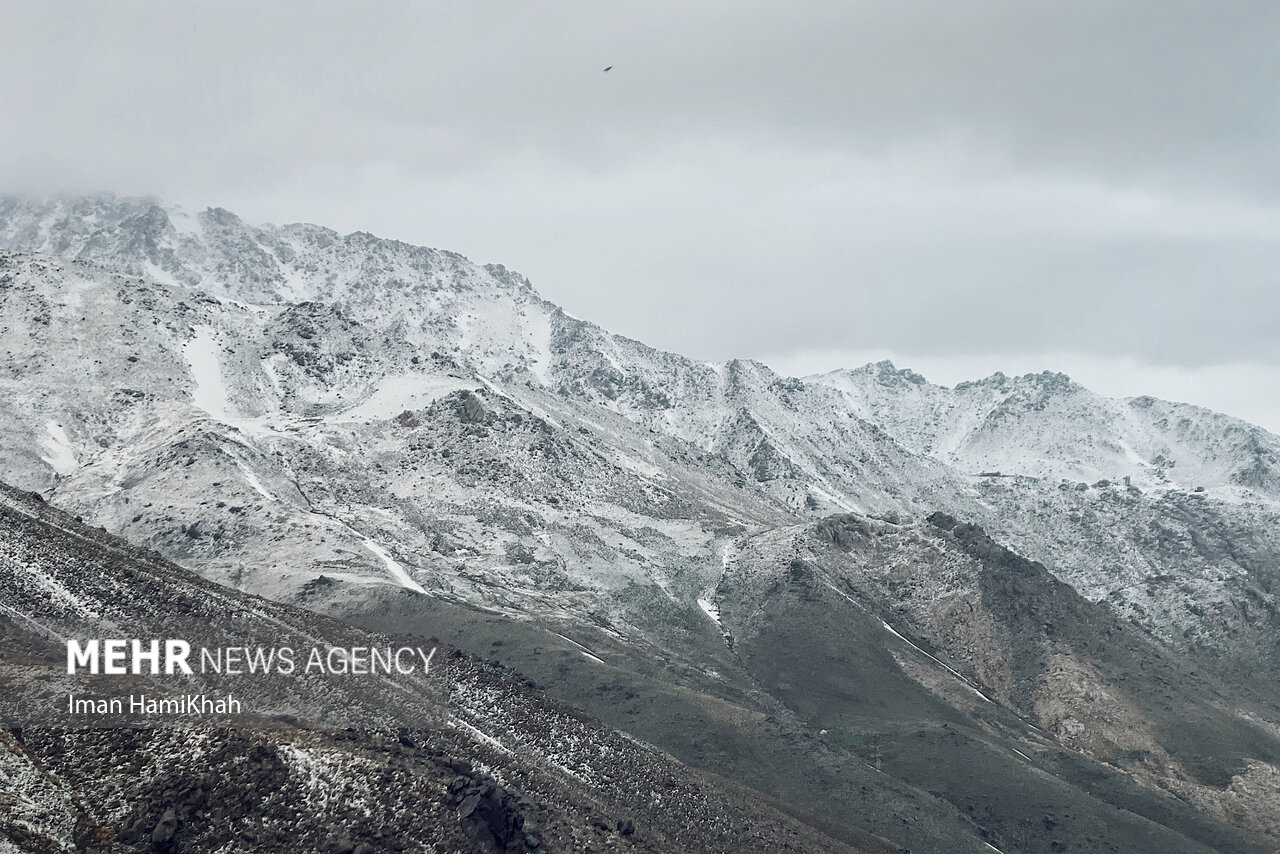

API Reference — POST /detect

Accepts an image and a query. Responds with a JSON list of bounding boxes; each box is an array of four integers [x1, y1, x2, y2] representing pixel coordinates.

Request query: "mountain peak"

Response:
[[954, 368, 1077, 393], [0, 193, 545, 307], [834, 359, 930, 386]]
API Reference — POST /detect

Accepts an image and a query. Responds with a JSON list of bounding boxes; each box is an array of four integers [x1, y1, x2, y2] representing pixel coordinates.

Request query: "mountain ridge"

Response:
[[2, 193, 1279, 852]]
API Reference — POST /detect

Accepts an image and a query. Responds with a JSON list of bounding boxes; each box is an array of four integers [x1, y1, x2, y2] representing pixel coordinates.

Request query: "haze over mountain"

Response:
[[2, 194, 1279, 853]]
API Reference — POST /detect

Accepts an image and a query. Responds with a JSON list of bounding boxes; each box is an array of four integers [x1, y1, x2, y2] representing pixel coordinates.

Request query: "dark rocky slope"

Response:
[[0, 484, 894, 853]]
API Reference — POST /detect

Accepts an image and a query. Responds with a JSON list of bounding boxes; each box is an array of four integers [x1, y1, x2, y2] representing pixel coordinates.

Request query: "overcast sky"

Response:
[[4, 1, 1280, 430]]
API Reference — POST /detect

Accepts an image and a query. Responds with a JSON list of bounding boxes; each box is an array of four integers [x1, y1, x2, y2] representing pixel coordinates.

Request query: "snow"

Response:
[[524, 307, 554, 383], [3, 195, 1278, 776], [477, 374, 563, 430], [185, 326, 236, 423], [39, 421, 77, 475], [552, 631, 606, 663], [879, 618, 993, 703], [233, 459, 278, 503], [608, 447, 667, 481], [218, 296, 270, 314], [0, 601, 66, 642], [168, 206, 203, 237], [143, 261, 180, 287], [7, 557, 101, 622], [822, 579, 993, 704], [57, 267, 95, 312], [360, 538, 428, 596], [450, 717, 512, 754], [236, 475, 429, 594], [335, 373, 471, 422], [807, 482, 856, 512], [820, 580, 859, 607], [1115, 436, 1149, 469], [455, 313, 473, 351]]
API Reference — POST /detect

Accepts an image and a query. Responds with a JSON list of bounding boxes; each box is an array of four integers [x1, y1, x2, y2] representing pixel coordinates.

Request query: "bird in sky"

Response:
[[603, 66, 613, 72]]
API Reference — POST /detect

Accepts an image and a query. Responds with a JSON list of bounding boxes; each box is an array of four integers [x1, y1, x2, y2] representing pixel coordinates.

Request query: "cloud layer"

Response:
[[4, 1, 1278, 424]]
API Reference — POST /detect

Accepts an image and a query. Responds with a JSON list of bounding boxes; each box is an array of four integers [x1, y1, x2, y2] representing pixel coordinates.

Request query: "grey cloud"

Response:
[[6, 2, 1280, 194]]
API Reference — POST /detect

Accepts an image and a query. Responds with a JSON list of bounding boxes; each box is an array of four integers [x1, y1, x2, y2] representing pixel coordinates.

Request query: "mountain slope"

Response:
[[1, 482, 897, 854], [2, 194, 1279, 852]]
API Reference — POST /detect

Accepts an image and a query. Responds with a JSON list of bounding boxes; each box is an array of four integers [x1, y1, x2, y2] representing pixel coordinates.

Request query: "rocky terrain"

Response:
[[1, 194, 1278, 852], [1, 483, 899, 853]]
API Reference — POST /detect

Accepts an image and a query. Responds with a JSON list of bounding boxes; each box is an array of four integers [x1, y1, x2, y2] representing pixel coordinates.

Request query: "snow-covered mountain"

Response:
[[3, 194, 1280, 853], [813, 359, 1280, 494]]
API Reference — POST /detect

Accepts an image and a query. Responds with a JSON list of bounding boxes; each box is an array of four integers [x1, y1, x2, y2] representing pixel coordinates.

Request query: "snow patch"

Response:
[[233, 458, 277, 503], [168, 206, 203, 237], [0, 601, 67, 642], [336, 373, 471, 422], [450, 717, 511, 754], [39, 421, 77, 475], [524, 307, 554, 383], [879, 619, 993, 704], [360, 538, 427, 595], [807, 482, 856, 512], [185, 327, 236, 423], [143, 261, 180, 287], [822, 579, 993, 704], [552, 631, 606, 663]]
